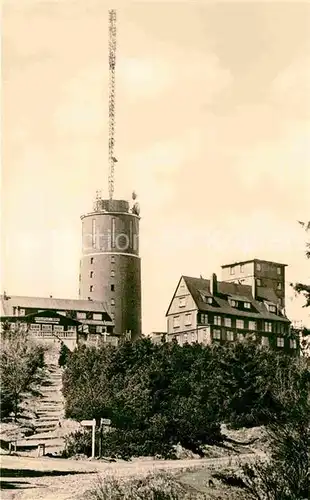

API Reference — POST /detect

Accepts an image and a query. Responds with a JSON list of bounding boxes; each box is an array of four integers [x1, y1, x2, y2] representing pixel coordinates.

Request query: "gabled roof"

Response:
[[167, 276, 290, 322], [0, 295, 111, 318]]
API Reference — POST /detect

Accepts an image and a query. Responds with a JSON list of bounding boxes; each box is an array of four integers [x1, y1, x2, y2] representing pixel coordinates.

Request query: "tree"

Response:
[[0, 322, 47, 421], [292, 221, 310, 307]]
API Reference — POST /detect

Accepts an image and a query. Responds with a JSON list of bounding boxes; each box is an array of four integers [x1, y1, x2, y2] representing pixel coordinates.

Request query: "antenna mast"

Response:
[[108, 9, 117, 200]]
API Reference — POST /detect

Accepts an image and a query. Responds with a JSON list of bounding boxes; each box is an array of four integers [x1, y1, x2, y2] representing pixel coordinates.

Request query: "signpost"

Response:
[[99, 418, 111, 458], [81, 419, 96, 459]]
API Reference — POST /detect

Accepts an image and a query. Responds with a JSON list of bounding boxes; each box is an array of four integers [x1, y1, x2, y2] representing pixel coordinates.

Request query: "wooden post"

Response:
[[91, 419, 96, 459]]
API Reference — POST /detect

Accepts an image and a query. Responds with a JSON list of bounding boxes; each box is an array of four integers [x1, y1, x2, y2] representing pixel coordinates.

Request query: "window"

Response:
[[269, 304, 276, 313], [90, 271, 94, 278], [191, 332, 196, 343], [213, 329, 221, 340], [249, 321, 256, 331], [30, 324, 41, 331], [111, 299, 115, 306], [90, 257, 94, 264], [67, 326, 76, 333], [265, 322, 272, 333], [256, 262, 261, 271], [77, 312, 86, 319], [229, 299, 237, 307], [42, 324, 52, 333], [13, 307, 17, 316], [290, 339, 297, 349], [96, 326, 103, 333], [173, 316, 180, 328], [183, 333, 188, 343], [207, 297, 213, 305], [237, 333, 244, 341], [179, 297, 186, 308], [244, 302, 251, 309], [93, 313, 102, 320], [257, 279, 261, 286], [111, 255, 115, 264], [90, 285, 94, 292], [226, 331, 234, 341], [224, 317, 232, 328], [111, 284, 115, 292], [185, 313, 192, 326], [236, 319, 244, 329], [277, 267, 281, 275], [111, 270, 115, 277], [230, 267, 235, 275], [54, 325, 64, 333], [277, 282, 282, 290], [277, 337, 284, 348], [240, 264, 244, 273], [111, 218, 116, 248], [214, 316, 221, 326], [200, 313, 208, 324], [261, 336, 269, 347], [19, 309, 25, 316]]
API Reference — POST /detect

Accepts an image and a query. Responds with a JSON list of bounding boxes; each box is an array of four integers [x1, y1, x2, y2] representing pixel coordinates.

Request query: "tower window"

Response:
[[257, 278, 261, 286], [90, 285, 94, 292], [230, 267, 235, 275], [111, 284, 115, 292], [111, 255, 115, 264], [256, 262, 262, 271], [92, 219, 96, 248], [277, 267, 281, 275], [90, 257, 94, 264], [240, 264, 244, 273], [111, 218, 116, 248], [90, 271, 94, 278], [111, 270, 115, 277], [111, 298, 115, 306], [277, 282, 282, 290]]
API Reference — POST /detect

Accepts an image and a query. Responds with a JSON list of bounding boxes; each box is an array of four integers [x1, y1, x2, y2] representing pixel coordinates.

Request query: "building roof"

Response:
[[221, 258, 287, 268], [177, 276, 290, 323], [0, 295, 112, 318]]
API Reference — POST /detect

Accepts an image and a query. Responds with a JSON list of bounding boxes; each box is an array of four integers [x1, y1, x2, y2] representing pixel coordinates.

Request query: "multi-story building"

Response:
[[166, 260, 298, 352], [0, 294, 117, 350], [79, 194, 142, 339], [221, 259, 286, 308]]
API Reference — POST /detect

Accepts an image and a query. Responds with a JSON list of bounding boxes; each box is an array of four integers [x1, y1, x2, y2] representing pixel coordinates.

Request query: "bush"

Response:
[[58, 342, 71, 367], [86, 472, 206, 500]]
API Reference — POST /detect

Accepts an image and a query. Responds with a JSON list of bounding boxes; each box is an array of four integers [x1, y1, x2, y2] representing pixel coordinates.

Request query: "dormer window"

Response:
[[229, 299, 237, 307], [244, 302, 251, 309], [269, 304, 277, 313], [207, 297, 213, 305], [179, 297, 186, 308]]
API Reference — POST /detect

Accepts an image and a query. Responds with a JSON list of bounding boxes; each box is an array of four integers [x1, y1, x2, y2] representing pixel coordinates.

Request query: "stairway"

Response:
[[16, 343, 66, 455]]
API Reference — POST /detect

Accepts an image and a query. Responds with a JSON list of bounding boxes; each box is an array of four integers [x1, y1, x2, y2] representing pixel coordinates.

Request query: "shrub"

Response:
[[58, 342, 71, 367], [86, 472, 206, 500]]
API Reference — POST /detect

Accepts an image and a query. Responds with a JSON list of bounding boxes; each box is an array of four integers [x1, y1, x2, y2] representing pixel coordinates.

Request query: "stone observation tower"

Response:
[[79, 193, 142, 339]]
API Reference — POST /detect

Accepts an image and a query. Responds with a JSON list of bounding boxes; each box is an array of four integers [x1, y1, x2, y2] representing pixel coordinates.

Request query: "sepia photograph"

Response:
[[1, 1, 309, 498]]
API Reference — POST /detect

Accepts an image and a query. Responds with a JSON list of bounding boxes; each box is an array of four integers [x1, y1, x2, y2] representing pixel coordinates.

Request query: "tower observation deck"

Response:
[[79, 196, 141, 339]]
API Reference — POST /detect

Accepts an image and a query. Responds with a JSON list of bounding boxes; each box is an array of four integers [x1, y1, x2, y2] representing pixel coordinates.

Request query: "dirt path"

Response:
[[1, 452, 265, 500]]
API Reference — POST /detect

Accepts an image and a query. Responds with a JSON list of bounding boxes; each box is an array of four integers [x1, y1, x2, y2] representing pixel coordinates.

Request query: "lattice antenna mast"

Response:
[[108, 9, 117, 200]]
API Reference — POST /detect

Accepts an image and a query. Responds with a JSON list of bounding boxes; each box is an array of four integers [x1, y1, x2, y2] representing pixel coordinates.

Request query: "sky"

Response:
[[1, 0, 310, 332]]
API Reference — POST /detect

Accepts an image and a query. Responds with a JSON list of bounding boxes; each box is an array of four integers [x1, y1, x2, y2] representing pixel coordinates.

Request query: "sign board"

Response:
[[35, 317, 60, 324], [81, 419, 96, 427], [100, 418, 111, 426]]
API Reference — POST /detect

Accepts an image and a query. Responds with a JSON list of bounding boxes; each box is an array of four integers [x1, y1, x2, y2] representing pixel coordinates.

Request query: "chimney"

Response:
[[210, 273, 218, 296]]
